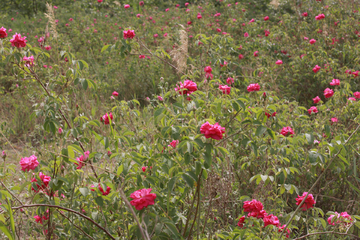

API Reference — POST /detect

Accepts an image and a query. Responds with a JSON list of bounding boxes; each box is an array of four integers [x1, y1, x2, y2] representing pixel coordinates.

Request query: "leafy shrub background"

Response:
[[1, 0, 360, 239]]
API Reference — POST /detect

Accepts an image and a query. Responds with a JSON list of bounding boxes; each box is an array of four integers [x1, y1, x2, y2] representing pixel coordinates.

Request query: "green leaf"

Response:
[[0, 222, 13, 240], [347, 181, 360, 195], [101, 45, 110, 53], [266, 129, 275, 139], [168, 177, 177, 192], [305, 133, 314, 145], [236, 99, 246, 110], [182, 173, 194, 188], [154, 108, 165, 119], [82, 78, 88, 90], [204, 143, 212, 169], [79, 188, 89, 197], [7, 200, 15, 239], [117, 165, 124, 176], [255, 125, 267, 137], [79, 60, 89, 69], [164, 220, 180, 237], [104, 137, 109, 149], [95, 196, 104, 207]]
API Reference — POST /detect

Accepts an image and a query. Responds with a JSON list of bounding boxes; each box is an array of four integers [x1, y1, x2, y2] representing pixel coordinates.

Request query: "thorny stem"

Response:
[[119, 188, 150, 240], [11, 204, 116, 239], [280, 123, 360, 238], [57, 210, 95, 240], [183, 169, 203, 237], [187, 171, 202, 240]]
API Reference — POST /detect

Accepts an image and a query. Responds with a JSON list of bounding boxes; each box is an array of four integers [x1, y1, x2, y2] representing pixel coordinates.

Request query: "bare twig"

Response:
[[11, 204, 115, 240], [57, 210, 95, 240]]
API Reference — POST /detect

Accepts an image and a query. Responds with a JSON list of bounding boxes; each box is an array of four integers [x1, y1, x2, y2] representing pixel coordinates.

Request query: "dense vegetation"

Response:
[[1, 0, 360, 239]]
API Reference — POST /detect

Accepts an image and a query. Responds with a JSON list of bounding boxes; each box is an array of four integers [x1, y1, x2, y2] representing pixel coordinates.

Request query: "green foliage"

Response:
[[0, 0, 360, 239]]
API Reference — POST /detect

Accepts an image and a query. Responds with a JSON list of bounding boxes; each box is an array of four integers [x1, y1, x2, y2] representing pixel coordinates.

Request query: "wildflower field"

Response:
[[1, 0, 360, 239]]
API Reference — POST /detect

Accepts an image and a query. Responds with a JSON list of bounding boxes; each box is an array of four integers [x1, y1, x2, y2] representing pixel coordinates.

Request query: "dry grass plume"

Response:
[[44, 3, 57, 38], [170, 25, 188, 74]]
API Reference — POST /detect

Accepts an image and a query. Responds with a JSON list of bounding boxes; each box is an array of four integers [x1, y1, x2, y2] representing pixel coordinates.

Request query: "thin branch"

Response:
[[11, 204, 115, 240], [119, 188, 150, 240], [183, 169, 203, 237], [0, 181, 24, 205], [215, 128, 243, 146], [280, 123, 360, 237], [293, 231, 360, 240], [57, 210, 95, 240]]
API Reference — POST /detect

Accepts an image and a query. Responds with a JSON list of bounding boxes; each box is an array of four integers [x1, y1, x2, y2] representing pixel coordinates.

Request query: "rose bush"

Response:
[[0, 0, 360, 239]]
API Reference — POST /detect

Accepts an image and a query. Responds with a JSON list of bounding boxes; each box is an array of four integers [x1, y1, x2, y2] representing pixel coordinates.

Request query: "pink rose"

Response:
[[280, 126, 294, 137], [313, 96, 321, 104], [244, 32, 249, 37], [237, 216, 246, 228], [175, 80, 197, 95], [0, 27, 8, 38], [278, 225, 290, 238], [308, 106, 318, 115], [10, 33, 27, 48], [226, 77, 234, 84], [169, 140, 179, 148], [330, 79, 340, 86], [58, 127, 63, 134], [309, 39, 316, 44], [124, 4, 130, 8], [264, 16, 269, 21], [157, 96, 163, 101], [142, 166, 147, 172], [112, 91, 119, 96], [312, 65, 321, 73], [100, 112, 113, 125], [123, 29, 135, 39], [263, 214, 280, 227], [20, 155, 39, 172], [247, 83, 260, 92], [98, 185, 111, 196], [219, 84, 231, 94], [130, 188, 157, 210], [296, 192, 316, 211], [323, 88, 334, 98], [353, 92, 360, 99], [253, 51, 259, 57], [204, 66, 212, 73], [200, 122, 225, 140], [23, 56, 34, 66], [243, 199, 264, 213], [248, 210, 267, 219], [302, 12, 308, 17], [239, 54, 244, 59], [276, 60, 283, 65]]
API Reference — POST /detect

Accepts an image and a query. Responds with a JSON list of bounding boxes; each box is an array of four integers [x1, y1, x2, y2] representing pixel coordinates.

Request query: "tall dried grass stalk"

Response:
[[44, 3, 57, 38], [170, 25, 188, 74]]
